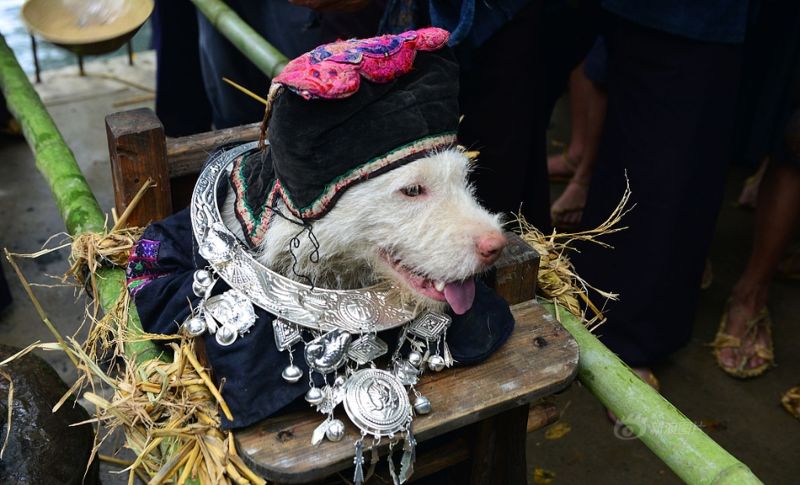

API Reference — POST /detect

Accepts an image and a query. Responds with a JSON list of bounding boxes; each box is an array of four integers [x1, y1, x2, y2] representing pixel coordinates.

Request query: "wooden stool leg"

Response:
[[468, 405, 530, 485]]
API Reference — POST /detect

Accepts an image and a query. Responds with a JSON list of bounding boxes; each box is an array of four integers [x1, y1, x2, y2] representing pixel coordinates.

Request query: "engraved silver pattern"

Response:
[[204, 289, 256, 335], [344, 369, 412, 437], [408, 312, 452, 340], [189, 142, 417, 333], [347, 334, 388, 365], [304, 329, 352, 374], [272, 318, 302, 351]]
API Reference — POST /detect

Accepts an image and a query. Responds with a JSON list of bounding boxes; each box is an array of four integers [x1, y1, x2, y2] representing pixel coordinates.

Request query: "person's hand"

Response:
[[288, 0, 373, 12]]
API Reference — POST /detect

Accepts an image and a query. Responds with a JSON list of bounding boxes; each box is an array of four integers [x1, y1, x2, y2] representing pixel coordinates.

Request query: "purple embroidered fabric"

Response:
[[126, 239, 165, 297], [274, 27, 450, 100]]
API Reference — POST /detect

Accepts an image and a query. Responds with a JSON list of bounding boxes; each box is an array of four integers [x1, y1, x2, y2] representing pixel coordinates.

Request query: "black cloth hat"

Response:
[[229, 28, 460, 247]]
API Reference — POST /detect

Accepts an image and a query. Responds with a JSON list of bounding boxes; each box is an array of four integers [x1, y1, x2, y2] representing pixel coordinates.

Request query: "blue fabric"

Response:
[[381, 0, 530, 47], [132, 206, 515, 430], [602, 0, 749, 44], [583, 35, 607, 84], [196, 0, 385, 128]]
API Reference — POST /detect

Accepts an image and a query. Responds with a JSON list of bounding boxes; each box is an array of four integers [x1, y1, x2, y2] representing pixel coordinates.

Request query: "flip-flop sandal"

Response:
[[781, 386, 800, 419], [711, 301, 774, 379], [548, 150, 579, 183]]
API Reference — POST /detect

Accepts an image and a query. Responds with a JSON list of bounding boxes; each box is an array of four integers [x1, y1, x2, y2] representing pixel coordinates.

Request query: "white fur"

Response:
[[221, 148, 503, 310]]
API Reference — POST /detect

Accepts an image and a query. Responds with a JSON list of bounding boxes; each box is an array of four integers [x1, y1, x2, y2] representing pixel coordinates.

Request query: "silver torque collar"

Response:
[[190, 142, 417, 335]]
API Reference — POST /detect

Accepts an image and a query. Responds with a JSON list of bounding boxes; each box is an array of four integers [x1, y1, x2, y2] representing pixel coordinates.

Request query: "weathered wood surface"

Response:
[[235, 300, 578, 483], [106, 108, 172, 227], [166, 122, 260, 177]]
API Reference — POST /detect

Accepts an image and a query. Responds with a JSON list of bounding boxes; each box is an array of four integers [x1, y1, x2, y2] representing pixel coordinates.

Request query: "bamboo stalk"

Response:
[[0, 32, 161, 365], [0, 35, 103, 236], [547, 302, 763, 485], [190, 0, 289, 78]]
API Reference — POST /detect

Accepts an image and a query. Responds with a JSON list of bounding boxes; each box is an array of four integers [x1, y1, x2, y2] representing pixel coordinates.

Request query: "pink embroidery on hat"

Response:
[[274, 27, 450, 100]]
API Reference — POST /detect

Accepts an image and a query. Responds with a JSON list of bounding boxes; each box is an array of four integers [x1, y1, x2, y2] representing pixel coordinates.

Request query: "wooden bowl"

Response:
[[21, 0, 154, 56]]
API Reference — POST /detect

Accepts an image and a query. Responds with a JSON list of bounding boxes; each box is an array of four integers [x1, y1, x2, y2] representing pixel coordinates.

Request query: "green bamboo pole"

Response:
[[0, 33, 160, 363], [546, 303, 763, 485], [190, 0, 289, 78], [0, 35, 103, 236]]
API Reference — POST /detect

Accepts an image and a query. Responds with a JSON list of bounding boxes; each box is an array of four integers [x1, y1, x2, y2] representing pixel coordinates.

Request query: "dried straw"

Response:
[[3, 178, 266, 484], [515, 178, 633, 330]]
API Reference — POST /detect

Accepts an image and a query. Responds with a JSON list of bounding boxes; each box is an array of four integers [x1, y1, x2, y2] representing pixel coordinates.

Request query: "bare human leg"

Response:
[[551, 76, 607, 228], [548, 61, 590, 179], [716, 160, 800, 375]]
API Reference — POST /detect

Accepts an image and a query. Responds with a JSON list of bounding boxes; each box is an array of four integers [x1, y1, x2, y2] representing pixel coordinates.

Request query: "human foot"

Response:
[[547, 149, 580, 181], [712, 296, 774, 378], [551, 179, 589, 228]]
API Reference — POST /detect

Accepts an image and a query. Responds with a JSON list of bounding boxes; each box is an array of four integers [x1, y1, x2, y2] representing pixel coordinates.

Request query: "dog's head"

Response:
[[258, 148, 506, 315], [248, 29, 506, 314]]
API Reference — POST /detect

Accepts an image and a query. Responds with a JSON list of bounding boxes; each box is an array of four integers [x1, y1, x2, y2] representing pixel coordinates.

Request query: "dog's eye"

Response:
[[400, 184, 424, 197]]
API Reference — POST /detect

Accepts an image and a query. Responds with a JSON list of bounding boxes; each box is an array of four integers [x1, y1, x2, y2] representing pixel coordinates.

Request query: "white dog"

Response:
[[223, 148, 507, 315]]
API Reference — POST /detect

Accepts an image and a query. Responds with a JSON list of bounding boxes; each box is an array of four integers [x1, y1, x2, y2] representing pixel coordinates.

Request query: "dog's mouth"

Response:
[[379, 251, 476, 315]]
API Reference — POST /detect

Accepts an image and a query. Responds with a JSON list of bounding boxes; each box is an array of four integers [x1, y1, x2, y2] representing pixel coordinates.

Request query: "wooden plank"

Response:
[[106, 108, 172, 227], [165, 122, 260, 178], [235, 300, 578, 483]]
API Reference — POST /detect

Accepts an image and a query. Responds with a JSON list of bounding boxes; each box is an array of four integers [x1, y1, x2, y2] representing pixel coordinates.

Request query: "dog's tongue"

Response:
[[443, 278, 476, 315]]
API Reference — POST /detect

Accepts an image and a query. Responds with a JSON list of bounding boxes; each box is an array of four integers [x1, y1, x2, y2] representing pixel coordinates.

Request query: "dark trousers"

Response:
[[458, 0, 596, 230], [152, 0, 212, 136], [457, 2, 549, 228], [573, 18, 742, 366], [196, 0, 384, 129]]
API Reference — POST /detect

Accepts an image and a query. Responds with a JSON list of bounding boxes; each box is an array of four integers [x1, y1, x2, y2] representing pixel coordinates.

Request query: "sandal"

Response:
[[711, 302, 775, 379], [781, 386, 800, 419], [548, 150, 579, 183]]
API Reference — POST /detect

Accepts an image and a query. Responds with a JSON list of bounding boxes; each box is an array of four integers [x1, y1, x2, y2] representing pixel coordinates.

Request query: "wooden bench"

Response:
[[106, 108, 579, 484]]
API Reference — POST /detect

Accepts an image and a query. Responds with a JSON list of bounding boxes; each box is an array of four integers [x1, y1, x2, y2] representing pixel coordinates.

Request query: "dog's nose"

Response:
[[476, 232, 507, 265]]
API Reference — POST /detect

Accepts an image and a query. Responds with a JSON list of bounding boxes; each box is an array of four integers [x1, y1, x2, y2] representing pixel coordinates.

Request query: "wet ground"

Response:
[[0, 48, 798, 485]]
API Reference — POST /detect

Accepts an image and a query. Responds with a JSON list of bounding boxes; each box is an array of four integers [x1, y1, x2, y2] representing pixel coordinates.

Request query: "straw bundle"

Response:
[[82, 338, 264, 485], [7, 246, 266, 484], [3, 180, 265, 484], [515, 180, 632, 329]]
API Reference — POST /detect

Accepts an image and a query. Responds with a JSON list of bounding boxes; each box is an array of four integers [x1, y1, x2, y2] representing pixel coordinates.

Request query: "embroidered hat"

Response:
[[230, 28, 459, 247]]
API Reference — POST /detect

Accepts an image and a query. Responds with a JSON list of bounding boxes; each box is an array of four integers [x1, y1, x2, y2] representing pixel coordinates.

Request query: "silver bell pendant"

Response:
[[183, 315, 207, 337], [325, 419, 346, 441], [427, 355, 445, 372], [413, 395, 432, 415], [215, 325, 237, 346], [282, 365, 303, 383], [305, 386, 325, 405], [407, 351, 423, 367]]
